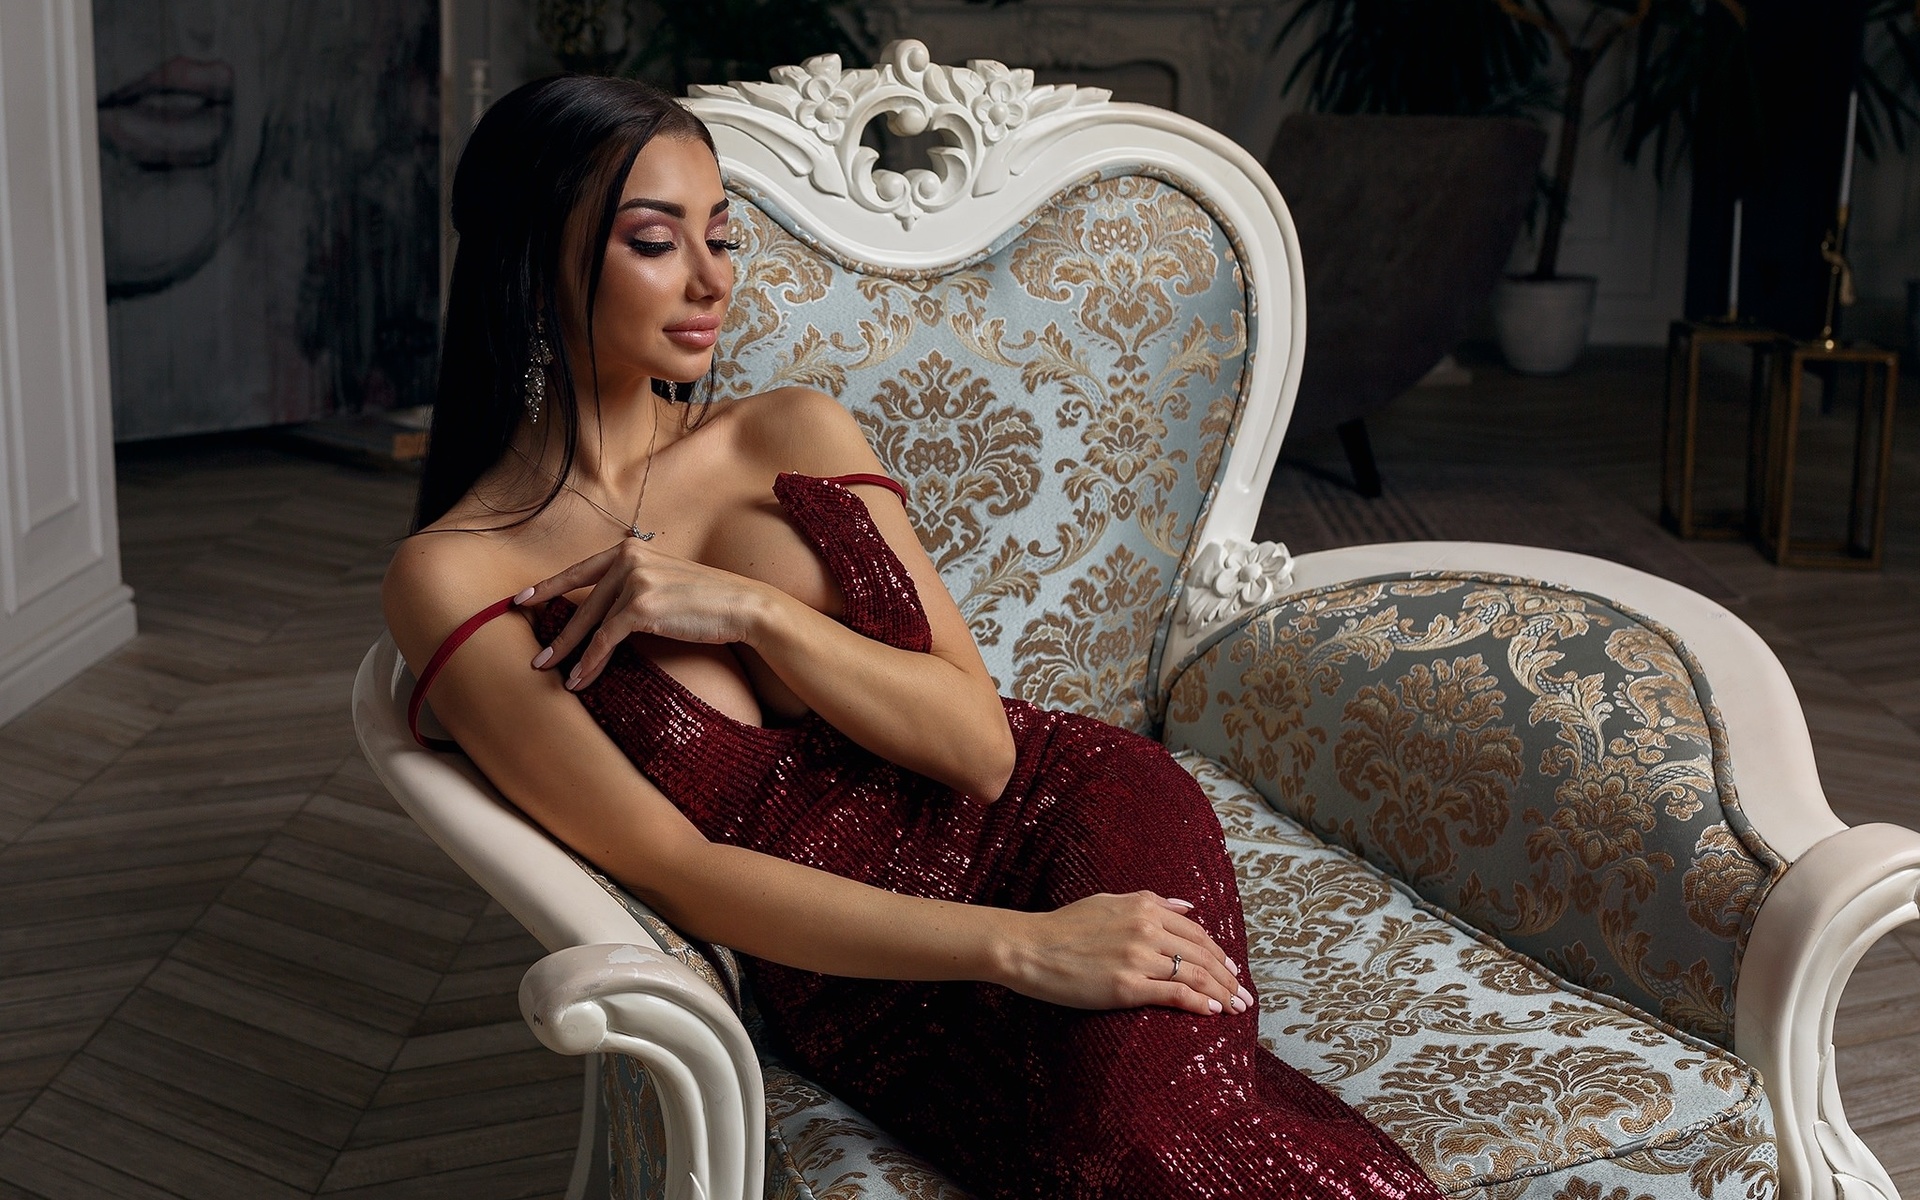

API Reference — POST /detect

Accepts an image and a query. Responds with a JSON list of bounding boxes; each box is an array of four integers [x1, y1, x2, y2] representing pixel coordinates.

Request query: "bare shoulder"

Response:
[[726, 386, 883, 475], [381, 527, 529, 670]]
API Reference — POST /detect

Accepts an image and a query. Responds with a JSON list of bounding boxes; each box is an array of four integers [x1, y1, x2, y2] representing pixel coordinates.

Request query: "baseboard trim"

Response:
[[0, 585, 138, 727]]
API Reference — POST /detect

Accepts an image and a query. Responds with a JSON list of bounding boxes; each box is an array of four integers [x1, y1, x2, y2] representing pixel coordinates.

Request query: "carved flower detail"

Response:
[[969, 73, 1029, 142], [1183, 539, 1296, 630], [795, 68, 853, 141]]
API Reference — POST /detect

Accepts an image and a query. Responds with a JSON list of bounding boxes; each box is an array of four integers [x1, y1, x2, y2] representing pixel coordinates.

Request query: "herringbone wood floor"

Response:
[[0, 445, 578, 1198], [0, 345, 1914, 1197]]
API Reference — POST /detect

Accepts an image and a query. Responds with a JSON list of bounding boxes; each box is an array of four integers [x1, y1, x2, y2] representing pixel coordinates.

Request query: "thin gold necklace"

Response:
[[518, 415, 661, 541]]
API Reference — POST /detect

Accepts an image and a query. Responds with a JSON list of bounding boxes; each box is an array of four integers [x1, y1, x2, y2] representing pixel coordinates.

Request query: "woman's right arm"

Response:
[[383, 543, 1248, 1017]]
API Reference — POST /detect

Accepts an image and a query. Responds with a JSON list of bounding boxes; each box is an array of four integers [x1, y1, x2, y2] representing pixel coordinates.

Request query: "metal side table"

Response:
[[1660, 319, 1779, 539], [1753, 338, 1899, 569]]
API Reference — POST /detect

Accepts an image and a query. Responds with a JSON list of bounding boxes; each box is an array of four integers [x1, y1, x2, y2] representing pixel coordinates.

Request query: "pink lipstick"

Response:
[[664, 314, 721, 349]]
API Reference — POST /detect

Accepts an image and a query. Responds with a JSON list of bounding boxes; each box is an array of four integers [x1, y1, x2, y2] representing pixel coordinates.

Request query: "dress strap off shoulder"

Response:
[[407, 596, 516, 750], [405, 471, 911, 753], [818, 472, 908, 506]]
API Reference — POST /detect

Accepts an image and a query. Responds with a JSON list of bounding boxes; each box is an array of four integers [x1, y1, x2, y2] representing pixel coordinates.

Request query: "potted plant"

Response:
[[1280, 0, 1757, 375], [1484, 1, 1655, 373], [1489, 0, 1759, 374]]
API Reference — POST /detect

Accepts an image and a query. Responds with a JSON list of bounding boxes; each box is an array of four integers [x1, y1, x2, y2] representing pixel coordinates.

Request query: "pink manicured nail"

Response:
[[1237, 986, 1254, 1010], [532, 647, 554, 669], [1225, 957, 1238, 975], [1165, 898, 1194, 911], [566, 668, 583, 690], [513, 587, 536, 605], [1206, 998, 1222, 1014], [1229, 995, 1247, 1014]]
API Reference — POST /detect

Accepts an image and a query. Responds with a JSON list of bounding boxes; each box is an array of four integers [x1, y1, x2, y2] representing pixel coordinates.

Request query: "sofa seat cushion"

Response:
[[603, 751, 1777, 1200], [602, 1051, 970, 1200], [760, 1062, 971, 1200], [1183, 751, 1778, 1200]]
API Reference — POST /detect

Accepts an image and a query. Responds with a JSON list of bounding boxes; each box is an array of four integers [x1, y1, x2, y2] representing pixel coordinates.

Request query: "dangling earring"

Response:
[[525, 325, 554, 424]]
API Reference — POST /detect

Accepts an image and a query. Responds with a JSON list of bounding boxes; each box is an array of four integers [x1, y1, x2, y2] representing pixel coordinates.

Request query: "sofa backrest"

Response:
[[1162, 573, 1787, 1048], [690, 43, 1305, 730], [711, 179, 1247, 729]]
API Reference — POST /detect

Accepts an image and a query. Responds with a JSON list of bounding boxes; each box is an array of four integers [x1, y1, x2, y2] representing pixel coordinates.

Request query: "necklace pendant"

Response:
[[629, 528, 655, 541]]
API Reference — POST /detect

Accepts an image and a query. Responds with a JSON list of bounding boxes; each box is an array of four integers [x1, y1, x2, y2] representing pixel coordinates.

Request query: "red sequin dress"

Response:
[[417, 473, 1439, 1200]]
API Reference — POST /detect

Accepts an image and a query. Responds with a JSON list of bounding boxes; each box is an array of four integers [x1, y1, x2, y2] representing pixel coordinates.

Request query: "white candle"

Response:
[[1728, 199, 1743, 317], [469, 59, 490, 127], [1838, 90, 1859, 213]]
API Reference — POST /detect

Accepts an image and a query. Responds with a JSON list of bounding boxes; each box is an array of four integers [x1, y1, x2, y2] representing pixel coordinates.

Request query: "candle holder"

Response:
[[1816, 207, 1855, 352], [1660, 318, 1778, 539], [1819, 91, 1860, 352], [1753, 337, 1898, 569]]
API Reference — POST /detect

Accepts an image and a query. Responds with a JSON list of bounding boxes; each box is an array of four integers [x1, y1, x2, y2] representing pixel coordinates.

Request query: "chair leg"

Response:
[[1336, 418, 1384, 498], [565, 1053, 611, 1200]]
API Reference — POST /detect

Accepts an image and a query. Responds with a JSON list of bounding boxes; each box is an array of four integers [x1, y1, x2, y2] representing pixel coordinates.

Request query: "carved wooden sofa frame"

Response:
[[354, 41, 1919, 1200]]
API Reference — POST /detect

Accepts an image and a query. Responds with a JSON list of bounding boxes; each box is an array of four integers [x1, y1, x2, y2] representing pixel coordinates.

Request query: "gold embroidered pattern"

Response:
[[1166, 576, 1786, 1045]]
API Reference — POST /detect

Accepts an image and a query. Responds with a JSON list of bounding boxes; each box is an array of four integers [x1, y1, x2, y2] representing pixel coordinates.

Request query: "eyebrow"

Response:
[[616, 197, 731, 219]]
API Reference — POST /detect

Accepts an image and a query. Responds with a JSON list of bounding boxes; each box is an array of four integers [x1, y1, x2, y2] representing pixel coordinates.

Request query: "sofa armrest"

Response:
[[1737, 823, 1920, 1200], [1238, 542, 1844, 857], [522, 944, 766, 1200], [1160, 542, 1803, 1048], [354, 637, 764, 1199], [352, 638, 654, 952]]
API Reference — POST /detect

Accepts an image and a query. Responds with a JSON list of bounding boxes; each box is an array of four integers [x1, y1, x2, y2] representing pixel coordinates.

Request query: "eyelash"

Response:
[[630, 237, 743, 256]]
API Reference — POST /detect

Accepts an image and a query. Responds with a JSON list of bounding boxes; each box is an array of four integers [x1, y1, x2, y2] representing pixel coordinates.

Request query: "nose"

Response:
[[688, 244, 730, 304], [168, 0, 223, 51]]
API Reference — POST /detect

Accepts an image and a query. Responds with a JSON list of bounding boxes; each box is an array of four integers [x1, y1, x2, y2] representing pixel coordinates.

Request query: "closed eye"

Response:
[[708, 237, 742, 253]]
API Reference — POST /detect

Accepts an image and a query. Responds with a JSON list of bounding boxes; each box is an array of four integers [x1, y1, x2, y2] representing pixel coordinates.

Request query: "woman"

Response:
[[386, 75, 1439, 1200]]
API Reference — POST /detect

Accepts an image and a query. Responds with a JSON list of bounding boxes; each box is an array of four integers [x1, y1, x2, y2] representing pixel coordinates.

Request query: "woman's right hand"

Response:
[[999, 892, 1252, 1017], [517, 538, 775, 690]]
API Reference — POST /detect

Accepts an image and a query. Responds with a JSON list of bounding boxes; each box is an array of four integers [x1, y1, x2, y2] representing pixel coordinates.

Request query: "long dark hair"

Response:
[[413, 75, 716, 532]]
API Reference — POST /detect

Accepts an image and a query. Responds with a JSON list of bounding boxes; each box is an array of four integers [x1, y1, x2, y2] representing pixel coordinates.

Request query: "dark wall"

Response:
[[1685, 0, 1868, 339], [95, 2, 442, 441]]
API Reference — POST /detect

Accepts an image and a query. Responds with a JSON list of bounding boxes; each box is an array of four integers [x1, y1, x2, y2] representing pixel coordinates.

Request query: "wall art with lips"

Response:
[[93, 0, 440, 440]]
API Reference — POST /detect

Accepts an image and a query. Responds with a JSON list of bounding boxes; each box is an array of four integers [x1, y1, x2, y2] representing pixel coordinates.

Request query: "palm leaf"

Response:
[[1858, 0, 1920, 159], [1276, 0, 1551, 117], [1609, 0, 1761, 183]]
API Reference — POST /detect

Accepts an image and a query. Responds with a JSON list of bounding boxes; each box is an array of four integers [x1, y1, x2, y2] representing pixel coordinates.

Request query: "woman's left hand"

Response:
[[515, 539, 771, 690]]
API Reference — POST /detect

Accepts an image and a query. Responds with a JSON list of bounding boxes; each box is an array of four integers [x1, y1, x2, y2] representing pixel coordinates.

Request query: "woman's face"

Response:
[[562, 135, 734, 391]]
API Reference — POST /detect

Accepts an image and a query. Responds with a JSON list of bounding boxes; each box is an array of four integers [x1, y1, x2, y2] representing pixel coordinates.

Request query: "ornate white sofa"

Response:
[[353, 41, 1920, 1200]]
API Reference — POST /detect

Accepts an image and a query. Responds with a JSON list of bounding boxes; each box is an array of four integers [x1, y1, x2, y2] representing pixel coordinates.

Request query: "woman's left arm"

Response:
[[521, 391, 1018, 800]]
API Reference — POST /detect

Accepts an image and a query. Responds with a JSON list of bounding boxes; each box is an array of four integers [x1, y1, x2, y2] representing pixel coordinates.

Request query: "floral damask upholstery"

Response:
[[594, 752, 1775, 1200], [713, 171, 1253, 733], [603, 1046, 973, 1200], [1161, 575, 1787, 1048], [582, 176, 1788, 1200], [1197, 753, 1776, 1200]]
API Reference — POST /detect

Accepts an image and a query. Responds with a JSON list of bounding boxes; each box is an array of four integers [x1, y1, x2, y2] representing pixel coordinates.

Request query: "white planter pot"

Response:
[[1493, 275, 1597, 376]]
